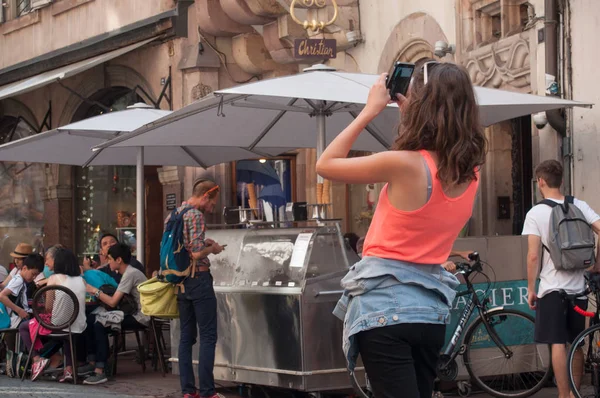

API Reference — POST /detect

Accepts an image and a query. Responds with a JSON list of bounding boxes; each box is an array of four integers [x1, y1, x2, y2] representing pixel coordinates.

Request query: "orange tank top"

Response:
[[362, 150, 479, 264]]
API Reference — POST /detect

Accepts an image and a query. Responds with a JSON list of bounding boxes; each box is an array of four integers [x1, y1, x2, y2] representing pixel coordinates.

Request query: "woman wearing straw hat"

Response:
[[0, 243, 33, 289]]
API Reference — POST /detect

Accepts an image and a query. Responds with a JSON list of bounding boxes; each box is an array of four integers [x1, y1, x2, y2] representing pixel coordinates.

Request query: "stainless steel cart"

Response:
[[170, 222, 363, 393]]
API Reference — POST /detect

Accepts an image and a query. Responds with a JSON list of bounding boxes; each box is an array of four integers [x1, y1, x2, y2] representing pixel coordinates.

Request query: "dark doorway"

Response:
[[511, 116, 533, 235]]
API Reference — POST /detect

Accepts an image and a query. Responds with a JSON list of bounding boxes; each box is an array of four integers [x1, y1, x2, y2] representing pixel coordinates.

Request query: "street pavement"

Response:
[[0, 356, 560, 398], [0, 376, 559, 398]]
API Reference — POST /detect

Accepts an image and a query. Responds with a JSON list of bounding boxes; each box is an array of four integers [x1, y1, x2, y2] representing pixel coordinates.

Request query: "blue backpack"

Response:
[[160, 207, 194, 284], [0, 302, 10, 329]]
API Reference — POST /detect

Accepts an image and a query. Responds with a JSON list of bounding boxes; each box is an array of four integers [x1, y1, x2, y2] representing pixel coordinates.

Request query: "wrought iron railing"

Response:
[[17, 0, 31, 17]]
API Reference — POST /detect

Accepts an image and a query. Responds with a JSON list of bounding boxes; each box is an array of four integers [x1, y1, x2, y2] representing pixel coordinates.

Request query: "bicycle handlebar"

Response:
[[455, 252, 482, 275], [560, 289, 596, 318]]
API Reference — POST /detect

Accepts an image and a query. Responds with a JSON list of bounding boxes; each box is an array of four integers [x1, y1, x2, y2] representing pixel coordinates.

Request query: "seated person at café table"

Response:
[[85, 233, 144, 283], [79, 243, 149, 385], [0, 253, 44, 376], [33, 244, 64, 288], [0, 243, 34, 289], [20, 248, 87, 383], [80, 255, 117, 309]]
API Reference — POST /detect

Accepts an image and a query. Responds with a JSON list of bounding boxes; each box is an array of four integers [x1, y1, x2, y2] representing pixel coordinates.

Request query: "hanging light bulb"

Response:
[[259, 159, 267, 164]]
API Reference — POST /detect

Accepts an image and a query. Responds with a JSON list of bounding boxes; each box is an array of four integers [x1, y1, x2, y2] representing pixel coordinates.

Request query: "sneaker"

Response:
[[59, 370, 73, 383], [82, 372, 108, 385], [5, 350, 14, 378], [31, 358, 49, 382], [200, 394, 226, 398], [183, 394, 200, 398], [76, 363, 95, 376]]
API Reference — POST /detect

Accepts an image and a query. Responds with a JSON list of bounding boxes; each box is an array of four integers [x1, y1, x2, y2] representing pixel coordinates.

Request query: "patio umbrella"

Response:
[[0, 103, 261, 264], [94, 64, 592, 163], [93, 65, 593, 230], [259, 184, 287, 222], [236, 160, 281, 186], [259, 184, 287, 208]]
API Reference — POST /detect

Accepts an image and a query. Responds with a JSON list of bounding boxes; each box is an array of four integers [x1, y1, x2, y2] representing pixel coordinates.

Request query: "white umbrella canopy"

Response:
[[0, 103, 263, 264], [0, 104, 260, 167], [95, 65, 592, 158], [95, 66, 399, 156], [475, 86, 592, 126]]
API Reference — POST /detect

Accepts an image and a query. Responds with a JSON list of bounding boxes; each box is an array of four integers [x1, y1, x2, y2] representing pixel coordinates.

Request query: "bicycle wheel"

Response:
[[463, 309, 552, 398], [568, 323, 600, 398]]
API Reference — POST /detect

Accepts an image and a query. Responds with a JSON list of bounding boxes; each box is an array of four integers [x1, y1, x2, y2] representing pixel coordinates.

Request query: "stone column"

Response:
[[42, 165, 74, 249]]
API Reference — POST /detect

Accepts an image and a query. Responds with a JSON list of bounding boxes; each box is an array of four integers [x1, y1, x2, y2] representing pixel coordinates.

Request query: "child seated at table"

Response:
[[0, 254, 44, 377]]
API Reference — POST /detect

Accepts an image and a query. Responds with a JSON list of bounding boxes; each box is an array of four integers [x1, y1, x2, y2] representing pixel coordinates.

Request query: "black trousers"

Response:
[[357, 323, 446, 398]]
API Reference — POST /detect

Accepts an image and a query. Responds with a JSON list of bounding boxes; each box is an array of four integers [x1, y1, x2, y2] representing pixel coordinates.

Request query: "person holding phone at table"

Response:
[[163, 178, 225, 398], [318, 60, 487, 398]]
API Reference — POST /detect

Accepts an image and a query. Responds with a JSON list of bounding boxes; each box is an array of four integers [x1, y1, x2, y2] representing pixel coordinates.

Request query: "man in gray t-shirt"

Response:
[[117, 265, 150, 326], [81, 243, 148, 385]]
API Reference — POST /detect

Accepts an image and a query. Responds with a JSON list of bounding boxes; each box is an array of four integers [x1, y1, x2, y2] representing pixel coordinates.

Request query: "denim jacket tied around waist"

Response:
[[332, 256, 460, 371]]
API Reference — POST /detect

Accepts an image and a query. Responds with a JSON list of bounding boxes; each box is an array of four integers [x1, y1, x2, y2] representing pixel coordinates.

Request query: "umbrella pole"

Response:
[[316, 111, 327, 219], [136, 147, 145, 265], [316, 112, 326, 184]]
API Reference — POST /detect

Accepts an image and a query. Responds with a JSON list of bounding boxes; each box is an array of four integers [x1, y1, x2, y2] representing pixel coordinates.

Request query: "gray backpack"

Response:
[[541, 196, 596, 271]]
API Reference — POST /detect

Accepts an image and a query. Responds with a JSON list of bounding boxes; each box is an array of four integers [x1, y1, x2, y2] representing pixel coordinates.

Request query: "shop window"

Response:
[[473, 0, 501, 45], [73, 88, 143, 259], [233, 158, 295, 223], [0, 116, 45, 268], [76, 165, 138, 258]]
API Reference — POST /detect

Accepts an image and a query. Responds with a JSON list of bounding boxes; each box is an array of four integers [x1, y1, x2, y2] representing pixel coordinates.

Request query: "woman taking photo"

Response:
[[319, 62, 486, 398]]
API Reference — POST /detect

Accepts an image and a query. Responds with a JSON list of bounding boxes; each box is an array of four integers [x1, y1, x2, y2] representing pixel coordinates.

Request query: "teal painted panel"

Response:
[[445, 280, 536, 349]]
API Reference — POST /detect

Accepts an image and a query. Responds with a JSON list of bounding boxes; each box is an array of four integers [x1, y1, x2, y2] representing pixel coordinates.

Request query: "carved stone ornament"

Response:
[[464, 34, 531, 91]]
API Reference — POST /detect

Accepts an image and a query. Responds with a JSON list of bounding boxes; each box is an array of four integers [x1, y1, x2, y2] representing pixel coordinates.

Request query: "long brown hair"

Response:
[[393, 62, 487, 186]]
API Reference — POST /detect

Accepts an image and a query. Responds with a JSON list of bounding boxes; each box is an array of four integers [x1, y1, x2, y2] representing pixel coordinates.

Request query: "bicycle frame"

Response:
[[441, 271, 512, 366]]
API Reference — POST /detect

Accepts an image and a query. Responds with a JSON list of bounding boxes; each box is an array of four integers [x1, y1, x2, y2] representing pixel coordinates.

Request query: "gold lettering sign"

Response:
[[294, 39, 337, 59]]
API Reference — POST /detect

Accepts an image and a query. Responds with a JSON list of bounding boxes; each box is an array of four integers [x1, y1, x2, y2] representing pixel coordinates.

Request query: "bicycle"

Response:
[[436, 252, 552, 397], [565, 272, 600, 398], [350, 253, 552, 398]]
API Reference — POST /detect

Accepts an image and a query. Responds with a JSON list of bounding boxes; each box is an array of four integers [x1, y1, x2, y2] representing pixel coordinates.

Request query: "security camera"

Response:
[[434, 41, 456, 58], [533, 112, 548, 129], [346, 31, 363, 47]]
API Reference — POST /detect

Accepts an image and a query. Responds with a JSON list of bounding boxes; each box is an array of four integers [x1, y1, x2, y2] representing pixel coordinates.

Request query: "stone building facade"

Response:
[[0, 0, 589, 276]]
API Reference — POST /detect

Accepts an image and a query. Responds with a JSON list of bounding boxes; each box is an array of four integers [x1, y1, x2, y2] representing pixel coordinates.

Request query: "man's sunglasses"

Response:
[[203, 185, 220, 198]]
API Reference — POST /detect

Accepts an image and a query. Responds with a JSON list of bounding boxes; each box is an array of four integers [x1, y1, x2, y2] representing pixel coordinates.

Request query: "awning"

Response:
[[0, 38, 156, 101]]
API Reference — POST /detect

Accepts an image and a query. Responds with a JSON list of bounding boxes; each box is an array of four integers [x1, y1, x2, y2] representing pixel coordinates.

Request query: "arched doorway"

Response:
[[0, 115, 46, 268]]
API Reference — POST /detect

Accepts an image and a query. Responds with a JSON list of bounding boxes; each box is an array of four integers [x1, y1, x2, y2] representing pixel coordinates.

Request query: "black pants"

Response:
[[357, 323, 446, 398], [84, 314, 144, 370]]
